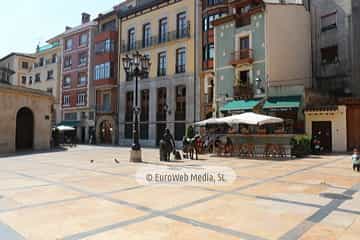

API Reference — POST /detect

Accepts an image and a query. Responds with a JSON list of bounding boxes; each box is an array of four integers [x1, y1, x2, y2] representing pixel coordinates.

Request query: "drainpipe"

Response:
[[193, 0, 198, 124]]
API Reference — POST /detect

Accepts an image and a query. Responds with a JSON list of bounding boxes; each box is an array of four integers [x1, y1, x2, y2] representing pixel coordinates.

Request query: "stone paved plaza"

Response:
[[0, 146, 360, 240]]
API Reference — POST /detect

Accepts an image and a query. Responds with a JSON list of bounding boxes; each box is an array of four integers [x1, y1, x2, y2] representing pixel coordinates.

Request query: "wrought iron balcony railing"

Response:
[[233, 83, 254, 100], [230, 49, 254, 65], [121, 23, 190, 52], [175, 65, 186, 74]]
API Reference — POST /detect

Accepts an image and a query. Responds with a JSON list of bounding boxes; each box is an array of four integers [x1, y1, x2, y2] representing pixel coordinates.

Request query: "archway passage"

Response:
[[16, 107, 34, 150], [100, 120, 113, 144]]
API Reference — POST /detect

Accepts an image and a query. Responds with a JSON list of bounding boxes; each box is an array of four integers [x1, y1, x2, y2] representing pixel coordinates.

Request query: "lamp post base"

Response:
[[130, 149, 142, 162]]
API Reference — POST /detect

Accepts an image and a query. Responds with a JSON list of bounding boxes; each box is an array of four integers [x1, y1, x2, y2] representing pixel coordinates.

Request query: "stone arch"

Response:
[[16, 107, 34, 151], [96, 116, 117, 145]]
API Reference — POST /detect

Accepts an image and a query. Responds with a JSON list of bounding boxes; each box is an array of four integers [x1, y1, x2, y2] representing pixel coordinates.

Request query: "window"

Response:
[[125, 91, 134, 123], [104, 39, 112, 52], [175, 85, 186, 122], [143, 23, 151, 48], [47, 88, 53, 95], [238, 70, 250, 86], [240, 36, 250, 49], [35, 73, 41, 82], [140, 89, 150, 122], [128, 28, 136, 50], [177, 12, 187, 38], [202, 44, 214, 61], [78, 73, 87, 85], [207, 0, 225, 6], [203, 12, 226, 31], [21, 76, 26, 84], [321, 12, 337, 32], [65, 39, 73, 50], [28, 76, 32, 84], [159, 18, 168, 43], [79, 53, 88, 65], [89, 112, 95, 120], [157, 87, 167, 121], [321, 45, 339, 64], [102, 20, 116, 32], [64, 112, 77, 120], [64, 55, 72, 68], [143, 54, 150, 79], [39, 57, 44, 67], [140, 89, 150, 139], [79, 33, 88, 46], [95, 39, 114, 54], [63, 76, 71, 87], [47, 70, 54, 80], [94, 62, 112, 80], [209, 44, 214, 59], [77, 93, 86, 106], [22, 62, 28, 69], [63, 95, 70, 106], [176, 48, 186, 73], [158, 52, 167, 76], [52, 54, 57, 63]]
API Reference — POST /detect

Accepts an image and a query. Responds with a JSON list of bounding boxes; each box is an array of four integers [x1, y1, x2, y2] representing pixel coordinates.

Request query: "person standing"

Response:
[[352, 148, 360, 172]]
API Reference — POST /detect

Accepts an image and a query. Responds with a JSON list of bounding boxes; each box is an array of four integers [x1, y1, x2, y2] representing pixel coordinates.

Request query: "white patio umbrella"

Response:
[[56, 125, 76, 131], [220, 112, 283, 126], [194, 118, 224, 127]]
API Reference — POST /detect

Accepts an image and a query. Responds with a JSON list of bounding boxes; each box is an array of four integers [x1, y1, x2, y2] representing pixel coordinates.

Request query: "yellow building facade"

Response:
[[118, 0, 201, 146]]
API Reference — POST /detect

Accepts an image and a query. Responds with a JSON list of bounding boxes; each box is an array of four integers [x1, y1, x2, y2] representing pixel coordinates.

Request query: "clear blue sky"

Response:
[[0, 0, 124, 58]]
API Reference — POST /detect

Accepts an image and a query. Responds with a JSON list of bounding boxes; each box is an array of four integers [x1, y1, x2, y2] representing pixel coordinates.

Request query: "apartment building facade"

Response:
[[200, 0, 230, 119], [49, 13, 97, 143], [93, 5, 122, 145], [0, 53, 35, 86], [213, 0, 311, 132], [118, 0, 201, 147], [24, 42, 62, 125], [307, 0, 360, 151]]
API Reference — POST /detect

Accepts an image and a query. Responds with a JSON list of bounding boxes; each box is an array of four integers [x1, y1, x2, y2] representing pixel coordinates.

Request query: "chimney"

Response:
[[65, 26, 72, 31], [81, 13, 91, 24]]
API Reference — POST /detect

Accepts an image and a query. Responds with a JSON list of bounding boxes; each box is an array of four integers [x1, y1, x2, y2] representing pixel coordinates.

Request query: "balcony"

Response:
[[121, 23, 190, 52], [230, 49, 253, 66], [233, 83, 254, 100], [175, 65, 186, 74], [175, 111, 186, 121]]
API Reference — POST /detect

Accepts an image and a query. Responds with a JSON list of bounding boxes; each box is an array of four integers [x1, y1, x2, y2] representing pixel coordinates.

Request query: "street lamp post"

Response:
[[122, 52, 151, 162]]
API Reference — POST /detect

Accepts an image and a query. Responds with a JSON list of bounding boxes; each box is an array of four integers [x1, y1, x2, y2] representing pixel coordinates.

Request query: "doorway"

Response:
[[16, 107, 34, 150], [100, 120, 113, 144], [312, 121, 332, 152]]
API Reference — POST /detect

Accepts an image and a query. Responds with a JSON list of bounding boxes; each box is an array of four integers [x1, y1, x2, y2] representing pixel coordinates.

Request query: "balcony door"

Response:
[[239, 36, 250, 59], [159, 18, 168, 43]]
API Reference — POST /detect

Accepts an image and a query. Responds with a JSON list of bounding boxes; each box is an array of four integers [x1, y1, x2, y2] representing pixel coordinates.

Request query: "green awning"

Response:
[[58, 121, 80, 127], [263, 96, 302, 110], [220, 99, 261, 112]]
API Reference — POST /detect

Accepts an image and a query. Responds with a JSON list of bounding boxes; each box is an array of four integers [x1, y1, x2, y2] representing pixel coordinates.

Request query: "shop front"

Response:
[[305, 105, 347, 152]]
